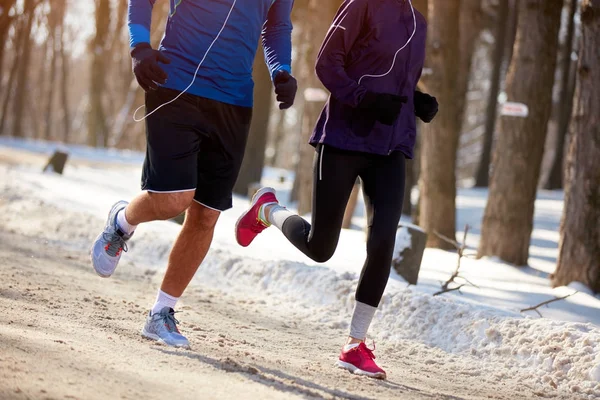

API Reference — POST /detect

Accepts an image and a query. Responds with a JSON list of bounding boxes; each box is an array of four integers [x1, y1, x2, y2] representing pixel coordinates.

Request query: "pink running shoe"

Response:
[[235, 187, 278, 247], [336, 342, 386, 379]]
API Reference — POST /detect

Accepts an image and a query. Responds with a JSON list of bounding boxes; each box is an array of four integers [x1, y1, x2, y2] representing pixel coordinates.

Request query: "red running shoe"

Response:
[[336, 342, 386, 379], [235, 187, 278, 247]]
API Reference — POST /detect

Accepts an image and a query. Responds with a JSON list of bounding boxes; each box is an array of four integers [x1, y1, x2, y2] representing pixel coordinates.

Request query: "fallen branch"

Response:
[[433, 225, 478, 296], [520, 292, 579, 317], [433, 284, 465, 296]]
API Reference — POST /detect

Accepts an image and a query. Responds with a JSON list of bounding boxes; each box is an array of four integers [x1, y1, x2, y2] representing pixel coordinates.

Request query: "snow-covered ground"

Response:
[[1, 137, 599, 398]]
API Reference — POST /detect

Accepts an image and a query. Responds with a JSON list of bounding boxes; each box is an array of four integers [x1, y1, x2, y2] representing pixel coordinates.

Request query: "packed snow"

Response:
[[1, 137, 599, 398]]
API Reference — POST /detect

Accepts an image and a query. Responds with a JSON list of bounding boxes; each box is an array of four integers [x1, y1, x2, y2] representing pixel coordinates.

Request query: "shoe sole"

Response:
[[90, 201, 128, 278], [234, 187, 276, 247], [335, 360, 386, 380], [140, 327, 190, 349]]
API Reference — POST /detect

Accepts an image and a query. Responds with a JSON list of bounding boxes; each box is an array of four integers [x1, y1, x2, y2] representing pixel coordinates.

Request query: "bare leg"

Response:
[[125, 191, 196, 225], [160, 201, 220, 297]]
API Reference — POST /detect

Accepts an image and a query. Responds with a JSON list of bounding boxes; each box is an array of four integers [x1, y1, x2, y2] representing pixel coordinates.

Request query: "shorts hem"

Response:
[[145, 188, 196, 194], [192, 198, 227, 213]]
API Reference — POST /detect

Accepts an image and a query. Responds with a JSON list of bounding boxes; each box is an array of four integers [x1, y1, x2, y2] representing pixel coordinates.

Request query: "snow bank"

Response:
[[2, 143, 599, 398]]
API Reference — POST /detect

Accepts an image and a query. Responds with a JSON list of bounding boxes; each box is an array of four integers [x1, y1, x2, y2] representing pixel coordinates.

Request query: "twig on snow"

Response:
[[433, 225, 478, 296], [433, 285, 465, 296], [520, 292, 579, 317]]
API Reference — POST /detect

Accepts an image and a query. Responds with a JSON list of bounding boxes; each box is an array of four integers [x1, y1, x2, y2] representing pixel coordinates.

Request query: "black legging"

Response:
[[281, 145, 406, 307]]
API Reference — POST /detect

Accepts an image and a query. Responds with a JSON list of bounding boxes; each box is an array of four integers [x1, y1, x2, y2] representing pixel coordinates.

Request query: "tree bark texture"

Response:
[[474, 0, 510, 188], [543, 0, 578, 190], [418, 0, 460, 249], [292, 0, 339, 215], [11, 0, 37, 138], [552, 0, 600, 293], [88, 0, 110, 147], [477, 0, 562, 265]]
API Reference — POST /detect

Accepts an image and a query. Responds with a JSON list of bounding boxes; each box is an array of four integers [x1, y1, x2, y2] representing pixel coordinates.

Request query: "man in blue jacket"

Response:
[[90, 0, 297, 347]]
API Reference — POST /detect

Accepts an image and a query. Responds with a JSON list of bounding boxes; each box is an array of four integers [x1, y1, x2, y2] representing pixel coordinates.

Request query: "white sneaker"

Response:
[[90, 201, 133, 278]]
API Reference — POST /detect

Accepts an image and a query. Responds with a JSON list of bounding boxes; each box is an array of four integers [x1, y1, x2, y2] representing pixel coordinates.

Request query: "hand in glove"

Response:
[[273, 70, 298, 110], [414, 90, 438, 123], [359, 92, 408, 126], [131, 43, 171, 91]]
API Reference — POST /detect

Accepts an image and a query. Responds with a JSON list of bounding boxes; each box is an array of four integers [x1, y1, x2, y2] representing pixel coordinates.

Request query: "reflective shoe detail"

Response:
[[235, 187, 278, 247]]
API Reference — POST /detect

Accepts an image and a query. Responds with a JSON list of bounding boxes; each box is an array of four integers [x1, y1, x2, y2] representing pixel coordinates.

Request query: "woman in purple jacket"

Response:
[[236, 0, 437, 379]]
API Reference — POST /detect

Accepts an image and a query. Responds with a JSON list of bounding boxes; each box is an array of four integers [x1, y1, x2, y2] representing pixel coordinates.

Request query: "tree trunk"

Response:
[[474, 0, 510, 188], [11, 0, 37, 138], [477, 0, 562, 266], [418, 0, 460, 249], [44, 7, 59, 141], [233, 48, 273, 195], [543, 0, 578, 190], [292, 0, 339, 215], [455, 0, 482, 134], [0, 16, 24, 135], [552, 0, 600, 293], [58, 14, 70, 142], [405, 0, 426, 218], [411, 0, 428, 20], [88, 0, 111, 147], [0, 0, 17, 80], [113, 0, 168, 150]]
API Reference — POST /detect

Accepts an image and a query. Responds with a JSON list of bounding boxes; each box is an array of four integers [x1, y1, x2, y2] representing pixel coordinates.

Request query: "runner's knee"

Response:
[[184, 201, 220, 232], [148, 191, 194, 220]]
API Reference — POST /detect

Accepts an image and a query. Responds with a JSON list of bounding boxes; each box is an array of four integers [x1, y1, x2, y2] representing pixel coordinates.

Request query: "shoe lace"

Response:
[[154, 309, 181, 334], [359, 341, 376, 360], [102, 231, 128, 257]]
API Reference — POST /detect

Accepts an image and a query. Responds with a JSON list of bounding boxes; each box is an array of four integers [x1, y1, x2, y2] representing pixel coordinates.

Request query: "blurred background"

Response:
[[0, 0, 597, 291]]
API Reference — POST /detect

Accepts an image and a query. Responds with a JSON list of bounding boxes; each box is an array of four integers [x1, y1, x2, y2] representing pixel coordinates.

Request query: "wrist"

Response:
[[130, 42, 152, 57]]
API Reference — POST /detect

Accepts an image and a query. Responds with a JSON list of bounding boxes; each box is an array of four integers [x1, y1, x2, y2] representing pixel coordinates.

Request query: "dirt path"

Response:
[[0, 148, 577, 400]]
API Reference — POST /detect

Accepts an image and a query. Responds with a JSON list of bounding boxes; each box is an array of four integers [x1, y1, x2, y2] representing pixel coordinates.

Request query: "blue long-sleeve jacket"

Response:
[[310, 0, 427, 158], [128, 0, 293, 107]]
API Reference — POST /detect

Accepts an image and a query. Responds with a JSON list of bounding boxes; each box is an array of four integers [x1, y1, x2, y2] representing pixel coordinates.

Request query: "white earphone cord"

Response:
[[132, 0, 238, 122], [357, 0, 416, 85]]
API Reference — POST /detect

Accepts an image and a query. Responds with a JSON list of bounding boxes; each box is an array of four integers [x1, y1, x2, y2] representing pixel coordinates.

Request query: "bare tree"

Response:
[[88, 0, 111, 147], [0, 0, 18, 79], [418, 0, 461, 249], [474, 0, 510, 187], [543, 0, 579, 190], [477, 0, 563, 265], [455, 0, 483, 135], [58, 2, 70, 142], [43, 0, 64, 140], [0, 15, 24, 135], [11, 0, 39, 138], [292, 0, 339, 215], [552, 0, 600, 293]]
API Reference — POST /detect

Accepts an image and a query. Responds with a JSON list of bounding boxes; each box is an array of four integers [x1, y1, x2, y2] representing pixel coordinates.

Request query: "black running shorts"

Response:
[[141, 87, 252, 211]]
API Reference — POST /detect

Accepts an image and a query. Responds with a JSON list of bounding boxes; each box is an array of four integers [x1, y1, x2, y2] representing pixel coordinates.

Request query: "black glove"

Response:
[[414, 90, 438, 123], [131, 43, 171, 91], [273, 70, 297, 110], [359, 91, 408, 126]]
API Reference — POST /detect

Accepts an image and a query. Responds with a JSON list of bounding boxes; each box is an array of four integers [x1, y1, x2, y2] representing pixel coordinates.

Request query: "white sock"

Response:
[[151, 289, 179, 315], [266, 205, 295, 230], [343, 343, 361, 352], [349, 301, 377, 341], [116, 208, 137, 235]]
